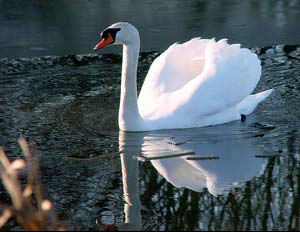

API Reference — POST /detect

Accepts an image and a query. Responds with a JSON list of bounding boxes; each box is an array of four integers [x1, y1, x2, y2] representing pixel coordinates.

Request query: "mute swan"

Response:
[[94, 22, 273, 132]]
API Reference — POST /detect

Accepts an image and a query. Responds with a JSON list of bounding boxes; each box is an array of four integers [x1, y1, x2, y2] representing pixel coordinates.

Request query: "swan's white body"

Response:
[[97, 22, 273, 132]]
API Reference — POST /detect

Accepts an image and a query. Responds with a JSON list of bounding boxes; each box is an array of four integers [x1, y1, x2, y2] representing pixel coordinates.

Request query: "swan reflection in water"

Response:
[[117, 124, 267, 230]]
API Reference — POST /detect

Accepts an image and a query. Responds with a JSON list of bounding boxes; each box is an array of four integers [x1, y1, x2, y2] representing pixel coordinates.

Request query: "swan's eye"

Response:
[[101, 28, 121, 40], [101, 31, 110, 40]]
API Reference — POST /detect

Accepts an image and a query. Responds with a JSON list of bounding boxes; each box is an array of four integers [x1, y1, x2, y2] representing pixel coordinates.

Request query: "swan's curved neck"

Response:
[[119, 42, 144, 131]]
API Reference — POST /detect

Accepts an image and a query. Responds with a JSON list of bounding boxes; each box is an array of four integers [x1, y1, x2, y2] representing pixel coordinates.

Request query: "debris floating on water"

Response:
[[134, 150, 195, 162]]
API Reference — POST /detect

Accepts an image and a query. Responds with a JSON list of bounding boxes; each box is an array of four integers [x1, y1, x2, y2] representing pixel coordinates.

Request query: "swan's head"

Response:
[[94, 22, 140, 50]]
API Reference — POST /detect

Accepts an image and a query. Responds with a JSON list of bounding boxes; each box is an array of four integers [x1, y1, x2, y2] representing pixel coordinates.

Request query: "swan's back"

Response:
[[138, 38, 267, 129], [148, 38, 210, 93]]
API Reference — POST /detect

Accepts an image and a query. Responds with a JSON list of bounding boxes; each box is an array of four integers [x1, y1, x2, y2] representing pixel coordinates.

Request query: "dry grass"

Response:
[[0, 138, 66, 231]]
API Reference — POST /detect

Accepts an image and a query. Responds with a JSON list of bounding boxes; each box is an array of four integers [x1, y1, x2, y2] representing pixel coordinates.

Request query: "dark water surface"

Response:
[[0, 0, 300, 230], [1, 0, 300, 58], [0, 45, 300, 230]]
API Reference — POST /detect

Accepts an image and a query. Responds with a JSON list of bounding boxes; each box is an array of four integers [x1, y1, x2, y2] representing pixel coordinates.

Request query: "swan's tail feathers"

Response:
[[236, 89, 273, 115]]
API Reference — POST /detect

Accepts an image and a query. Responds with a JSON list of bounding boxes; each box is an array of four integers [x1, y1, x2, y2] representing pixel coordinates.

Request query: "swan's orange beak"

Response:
[[94, 33, 114, 50]]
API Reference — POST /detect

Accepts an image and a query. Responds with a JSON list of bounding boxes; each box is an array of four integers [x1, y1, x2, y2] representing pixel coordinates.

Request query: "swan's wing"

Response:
[[138, 38, 262, 120], [141, 38, 211, 93], [236, 89, 273, 115], [138, 38, 210, 118], [175, 39, 262, 116], [151, 158, 207, 192]]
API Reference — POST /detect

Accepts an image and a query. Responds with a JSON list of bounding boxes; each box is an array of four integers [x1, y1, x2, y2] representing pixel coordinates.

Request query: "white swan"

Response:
[[94, 22, 273, 132]]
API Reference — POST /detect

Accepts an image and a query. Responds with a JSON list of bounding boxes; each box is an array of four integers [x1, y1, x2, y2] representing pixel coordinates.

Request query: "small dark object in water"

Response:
[[101, 224, 118, 231], [134, 150, 195, 162], [255, 154, 280, 158], [241, 114, 246, 122], [166, 139, 192, 146], [185, 155, 219, 160]]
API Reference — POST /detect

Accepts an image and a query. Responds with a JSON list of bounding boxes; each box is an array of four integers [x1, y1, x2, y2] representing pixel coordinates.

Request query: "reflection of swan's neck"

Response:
[[119, 43, 143, 131], [120, 153, 142, 230], [118, 131, 143, 230]]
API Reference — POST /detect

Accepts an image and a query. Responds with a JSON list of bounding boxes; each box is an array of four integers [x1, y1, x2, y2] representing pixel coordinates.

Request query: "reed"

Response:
[[0, 138, 66, 231]]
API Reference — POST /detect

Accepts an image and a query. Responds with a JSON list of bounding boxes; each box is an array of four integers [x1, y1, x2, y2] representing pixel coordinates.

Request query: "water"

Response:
[[0, 45, 300, 230], [1, 0, 300, 58], [0, 0, 300, 230]]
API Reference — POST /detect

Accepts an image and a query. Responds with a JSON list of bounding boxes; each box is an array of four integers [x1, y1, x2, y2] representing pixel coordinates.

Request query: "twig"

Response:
[[134, 150, 195, 162], [0, 138, 66, 231], [166, 139, 192, 146], [185, 155, 219, 160], [255, 154, 279, 158], [0, 207, 13, 228]]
